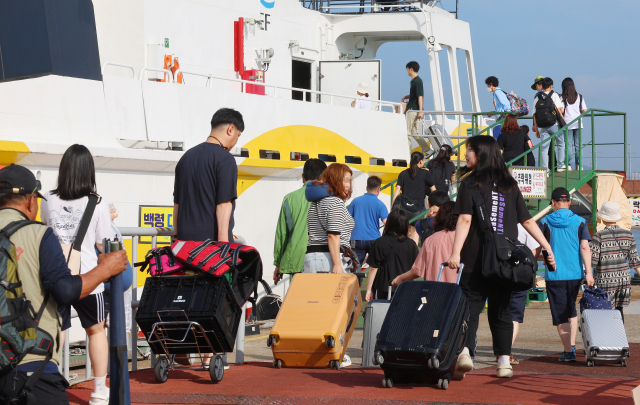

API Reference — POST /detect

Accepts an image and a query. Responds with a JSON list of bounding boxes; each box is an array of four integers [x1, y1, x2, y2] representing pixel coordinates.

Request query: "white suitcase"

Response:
[[579, 309, 629, 367], [361, 287, 391, 367], [423, 123, 457, 156]]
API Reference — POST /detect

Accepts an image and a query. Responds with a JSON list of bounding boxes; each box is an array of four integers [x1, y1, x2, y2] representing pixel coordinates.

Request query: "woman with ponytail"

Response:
[[391, 151, 435, 243]]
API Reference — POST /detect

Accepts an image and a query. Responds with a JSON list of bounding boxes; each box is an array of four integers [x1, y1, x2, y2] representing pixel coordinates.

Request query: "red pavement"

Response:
[[69, 358, 639, 405]]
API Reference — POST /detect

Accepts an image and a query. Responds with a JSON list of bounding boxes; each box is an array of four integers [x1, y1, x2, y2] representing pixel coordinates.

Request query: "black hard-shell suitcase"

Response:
[[374, 263, 468, 390]]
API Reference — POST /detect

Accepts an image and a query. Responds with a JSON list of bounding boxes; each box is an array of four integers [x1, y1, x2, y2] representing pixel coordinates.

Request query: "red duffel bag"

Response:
[[171, 239, 263, 307]]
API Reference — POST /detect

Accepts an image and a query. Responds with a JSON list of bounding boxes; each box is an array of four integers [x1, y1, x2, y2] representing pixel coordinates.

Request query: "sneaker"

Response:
[[89, 392, 109, 405], [557, 165, 567, 172], [572, 346, 576, 356], [453, 353, 473, 380], [341, 354, 352, 368], [496, 364, 513, 378], [558, 351, 576, 362], [510, 354, 519, 365]]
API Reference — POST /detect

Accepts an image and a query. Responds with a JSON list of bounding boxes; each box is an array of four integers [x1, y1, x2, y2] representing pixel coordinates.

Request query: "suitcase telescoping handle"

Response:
[[387, 286, 392, 301], [438, 263, 464, 285]]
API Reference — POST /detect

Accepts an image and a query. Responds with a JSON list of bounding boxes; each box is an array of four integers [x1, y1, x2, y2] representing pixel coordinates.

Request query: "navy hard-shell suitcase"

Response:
[[374, 264, 468, 390]]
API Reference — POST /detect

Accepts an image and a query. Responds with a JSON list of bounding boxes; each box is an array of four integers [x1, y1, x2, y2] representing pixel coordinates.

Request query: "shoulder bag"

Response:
[[549, 91, 567, 128], [468, 185, 537, 291], [60, 193, 100, 276]]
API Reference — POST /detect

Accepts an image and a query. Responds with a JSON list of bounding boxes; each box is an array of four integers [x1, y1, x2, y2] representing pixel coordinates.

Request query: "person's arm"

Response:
[[417, 96, 424, 119], [173, 203, 178, 235], [430, 185, 436, 193], [581, 239, 594, 286], [391, 185, 401, 208], [216, 200, 233, 242], [392, 271, 419, 286], [401, 95, 410, 102], [533, 115, 539, 136], [273, 200, 288, 268], [328, 234, 343, 274], [80, 252, 129, 299], [447, 214, 471, 270], [521, 218, 555, 269], [366, 268, 377, 301]]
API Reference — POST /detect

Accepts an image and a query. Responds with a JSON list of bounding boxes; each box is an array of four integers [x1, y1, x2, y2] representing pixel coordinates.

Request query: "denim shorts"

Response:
[[303, 252, 349, 273]]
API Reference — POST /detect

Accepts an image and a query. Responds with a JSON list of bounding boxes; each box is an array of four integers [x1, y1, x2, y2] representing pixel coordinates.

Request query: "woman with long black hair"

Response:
[[561, 78, 587, 170], [426, 145, 456, 192], [391, 151, 436, 243], [41, 144, 114, 404], [446, 136, 556, 379], [497, 115, 534, 167], [365, 209, 419, 301]]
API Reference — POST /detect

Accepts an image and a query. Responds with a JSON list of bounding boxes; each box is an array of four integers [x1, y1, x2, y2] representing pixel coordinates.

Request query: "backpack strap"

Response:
[[73, 194, 100, 254], [0, 220, 43, 239], [18, 351, 52, 405], [466, 184, 494, 242]]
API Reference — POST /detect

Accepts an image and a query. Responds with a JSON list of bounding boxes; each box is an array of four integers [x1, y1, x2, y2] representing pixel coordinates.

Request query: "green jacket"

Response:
[[273, 182, 311, 274]]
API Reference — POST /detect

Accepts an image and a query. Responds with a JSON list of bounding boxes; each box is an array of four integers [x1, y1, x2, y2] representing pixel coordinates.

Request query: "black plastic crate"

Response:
[[136, 275, 241, 354]]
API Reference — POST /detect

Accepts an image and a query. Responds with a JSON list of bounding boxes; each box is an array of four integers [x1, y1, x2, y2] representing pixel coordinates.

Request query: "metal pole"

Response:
[[132, 305, 137, 372], [551, 137, 555, 193], [591, 110, 595, 171], [236, 304, 246, 364], [63, 330, 69, 381], [579, 120, 583, 178], [85, 334, 92, 380], [624, 114, 628, 174], [565, 127, 569, 185], [132, 236, 138, 300]]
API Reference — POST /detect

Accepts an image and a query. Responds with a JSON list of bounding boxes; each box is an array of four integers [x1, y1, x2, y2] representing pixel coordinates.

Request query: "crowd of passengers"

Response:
[[0, 75, 633, 403]]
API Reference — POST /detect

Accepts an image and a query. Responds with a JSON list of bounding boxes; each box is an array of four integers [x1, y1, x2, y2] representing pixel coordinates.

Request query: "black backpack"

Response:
[[429, 161, 448, 192], [534, 91, 557, 128], [418, 218, 435, 243]]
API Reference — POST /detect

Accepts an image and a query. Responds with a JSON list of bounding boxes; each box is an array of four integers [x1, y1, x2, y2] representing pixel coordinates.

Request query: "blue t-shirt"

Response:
[[348, 193, 388, 241], [539, 209, 591, 281]]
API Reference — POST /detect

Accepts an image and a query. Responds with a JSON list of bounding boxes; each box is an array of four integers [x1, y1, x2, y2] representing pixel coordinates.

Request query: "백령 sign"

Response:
[[138, 205, 173, 244], [630, 198, 640, 227], [509, 166, 547, 199]]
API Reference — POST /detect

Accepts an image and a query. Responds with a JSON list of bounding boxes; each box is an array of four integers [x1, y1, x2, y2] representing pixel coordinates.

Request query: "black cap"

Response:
[[531, 76, 544, 90], [551, 187, 570, 201], [0, 164, 46, 200]]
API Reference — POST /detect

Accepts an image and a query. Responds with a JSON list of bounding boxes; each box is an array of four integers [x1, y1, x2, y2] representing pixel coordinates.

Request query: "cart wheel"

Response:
[[154, 357, 169, 383], [325, 336, 335, 349], [385, 378, 393, 388], [587, 360, 595, 367], [438, 378, 449, 390], [209, 355, 224, 383], [621, 360, 627, 367], [275, 359, 283, 369], [329, 360, 337, 369]]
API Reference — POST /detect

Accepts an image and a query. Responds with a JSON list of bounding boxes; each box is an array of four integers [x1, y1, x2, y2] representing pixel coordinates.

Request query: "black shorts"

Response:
[[0, 371, 69, 405], [509, 290, 527, 323], [547, 279, 582, 326], [58, 292, 106, 330]]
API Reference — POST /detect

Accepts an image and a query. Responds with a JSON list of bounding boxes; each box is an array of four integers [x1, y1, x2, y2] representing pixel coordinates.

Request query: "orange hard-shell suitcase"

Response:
[[267, 273, 362, 369]]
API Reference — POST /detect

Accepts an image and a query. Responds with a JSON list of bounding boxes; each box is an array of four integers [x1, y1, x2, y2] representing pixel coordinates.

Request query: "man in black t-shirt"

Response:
[[401, 61, 424, 135], [173, 108, 244, 243]]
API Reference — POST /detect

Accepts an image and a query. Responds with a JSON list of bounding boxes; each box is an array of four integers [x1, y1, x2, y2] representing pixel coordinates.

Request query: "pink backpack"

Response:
[[135, 246, 184, 276]]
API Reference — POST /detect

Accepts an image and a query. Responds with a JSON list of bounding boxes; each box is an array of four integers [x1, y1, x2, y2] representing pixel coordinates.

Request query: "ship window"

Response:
[[318, 154, 337, 163], [292, 60, 312, 102], [345, 156, 362, 164]]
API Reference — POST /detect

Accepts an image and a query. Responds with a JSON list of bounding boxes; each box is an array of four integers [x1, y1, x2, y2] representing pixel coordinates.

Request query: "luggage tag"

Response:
[[418, 297, 427, 311]]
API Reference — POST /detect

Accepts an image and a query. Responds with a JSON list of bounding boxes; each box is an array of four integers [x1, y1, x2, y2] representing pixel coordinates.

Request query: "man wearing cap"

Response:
[[0, 164, 128, 405], [538, 187, 593, 362], [531, 76, 544, 93]]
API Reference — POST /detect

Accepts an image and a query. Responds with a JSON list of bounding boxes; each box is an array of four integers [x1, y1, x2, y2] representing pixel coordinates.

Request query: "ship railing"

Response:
[[60, 227, 250, 384], [101, 63, 401, 113], [174, 69, 402, 113], [301, 0, 431, 13]]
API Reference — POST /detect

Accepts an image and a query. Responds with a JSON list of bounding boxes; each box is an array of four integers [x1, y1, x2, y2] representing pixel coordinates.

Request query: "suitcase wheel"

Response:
[[437, 378, 449, 390], [382, 377, 393, 388], [273, 359, 283, 369], [325, 336, 335, 349], [428, 356, 440, 370], [621, 360, 627, 367], [209, 355, 224, 383], [329, 360, 340, 370], [587, 360, 595, 367], [154, 357, 170, 383], [267, 335, 276, 348]]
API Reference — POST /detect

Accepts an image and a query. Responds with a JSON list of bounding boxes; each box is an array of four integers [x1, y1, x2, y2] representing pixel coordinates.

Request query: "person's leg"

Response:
[[556, 322, 573, 352], [353, 240, 367, 268], [567, 280, 581, 351], [407, 111, 419, 135], [487, 284, 513, 357], [555, 125, 566, 169], [540, 128, 550, 170], [75, 292, 109, 401], [570, 129, 580, 169], [512, 322, 520, 346], [509, 290, 526, 364], [459, 272, 488, 357], [546, 280, 572, 357]]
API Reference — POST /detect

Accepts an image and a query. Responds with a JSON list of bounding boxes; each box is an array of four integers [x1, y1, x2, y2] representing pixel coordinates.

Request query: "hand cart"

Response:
[[147, 310, 226, 383]]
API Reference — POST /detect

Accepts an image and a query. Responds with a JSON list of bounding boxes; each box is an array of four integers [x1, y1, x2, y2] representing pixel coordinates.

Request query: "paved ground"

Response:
[[67, 286, 640, 404]]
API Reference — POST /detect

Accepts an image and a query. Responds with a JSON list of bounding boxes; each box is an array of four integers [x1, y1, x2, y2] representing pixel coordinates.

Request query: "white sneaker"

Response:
[[89, 392, 109, 405], [341, 354, 352, 368], [496, 364, 513, 378], [557, 165, 566, 172]]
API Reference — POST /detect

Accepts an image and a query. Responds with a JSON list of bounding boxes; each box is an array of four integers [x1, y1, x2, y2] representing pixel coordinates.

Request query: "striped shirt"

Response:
[[590, 225, 640, 307], [307, 196, 354, 249]]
